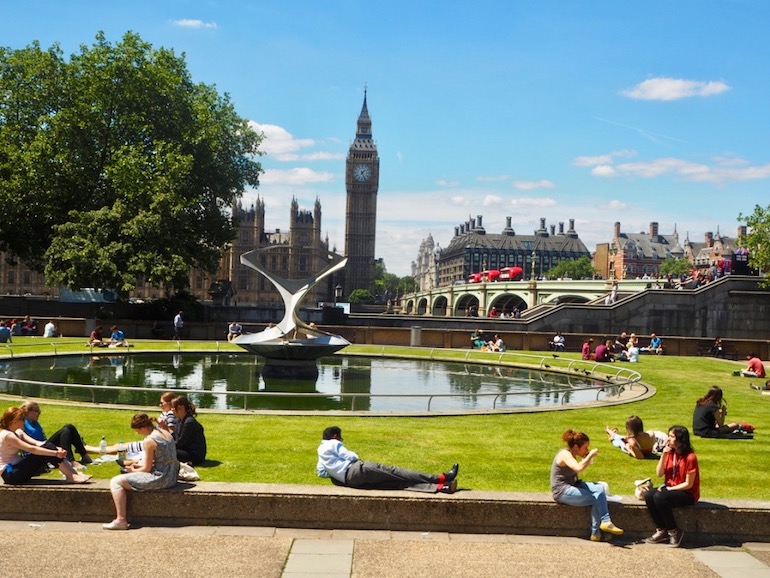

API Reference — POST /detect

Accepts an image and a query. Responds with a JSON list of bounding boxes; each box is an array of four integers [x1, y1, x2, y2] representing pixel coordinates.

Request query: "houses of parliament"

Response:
[[0, 93, 380, 306]]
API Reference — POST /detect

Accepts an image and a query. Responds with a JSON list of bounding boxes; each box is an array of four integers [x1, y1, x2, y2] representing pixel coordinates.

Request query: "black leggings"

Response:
[[47, 424, 87, 461], [1, 441, 62, 484], [644, 488, 695, 530]]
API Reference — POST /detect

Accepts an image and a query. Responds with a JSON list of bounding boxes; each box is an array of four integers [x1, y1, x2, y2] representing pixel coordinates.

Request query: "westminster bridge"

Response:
[[402, 278, 656, 317]]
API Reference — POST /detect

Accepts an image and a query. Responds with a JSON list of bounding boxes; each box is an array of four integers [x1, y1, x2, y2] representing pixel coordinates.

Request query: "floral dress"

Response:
[[124, 429, 179, 491]]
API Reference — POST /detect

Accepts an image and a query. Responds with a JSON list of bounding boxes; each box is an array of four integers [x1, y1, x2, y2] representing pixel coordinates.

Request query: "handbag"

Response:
[[634, 477, 652, 500]]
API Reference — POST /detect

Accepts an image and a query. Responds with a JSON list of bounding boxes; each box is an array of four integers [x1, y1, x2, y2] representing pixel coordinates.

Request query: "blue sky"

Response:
[[4, 1, 769, 276]]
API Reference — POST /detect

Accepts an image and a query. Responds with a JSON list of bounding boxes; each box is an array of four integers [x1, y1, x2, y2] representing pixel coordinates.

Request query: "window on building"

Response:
[[7, 270, 15, 285]]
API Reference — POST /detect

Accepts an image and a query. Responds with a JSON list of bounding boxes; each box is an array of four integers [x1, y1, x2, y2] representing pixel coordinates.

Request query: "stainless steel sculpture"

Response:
[[233, 247, 350, 377]]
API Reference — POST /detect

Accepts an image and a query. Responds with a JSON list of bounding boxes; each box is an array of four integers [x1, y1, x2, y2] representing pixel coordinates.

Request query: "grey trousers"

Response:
[[344, 460, 439, 493]]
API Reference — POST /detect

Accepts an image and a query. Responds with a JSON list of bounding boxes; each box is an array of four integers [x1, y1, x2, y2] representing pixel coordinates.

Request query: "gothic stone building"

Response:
[[607, 221, 747, 280], [0, 197, 330, 306], [343, 91, 379, 298], [435, 216, 590, 287]]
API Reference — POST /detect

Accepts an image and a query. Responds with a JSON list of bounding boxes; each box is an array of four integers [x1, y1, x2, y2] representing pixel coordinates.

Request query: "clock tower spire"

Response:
[[344, 89, 379, 298]]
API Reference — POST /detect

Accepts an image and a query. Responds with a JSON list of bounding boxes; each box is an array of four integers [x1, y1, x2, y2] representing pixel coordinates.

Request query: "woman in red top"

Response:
[[643, 425, 700, 548]]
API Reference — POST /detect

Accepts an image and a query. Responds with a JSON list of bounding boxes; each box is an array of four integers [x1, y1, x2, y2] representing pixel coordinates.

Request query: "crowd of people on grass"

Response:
[[1, 324, 766, 545], [0, 392, 207, 531]]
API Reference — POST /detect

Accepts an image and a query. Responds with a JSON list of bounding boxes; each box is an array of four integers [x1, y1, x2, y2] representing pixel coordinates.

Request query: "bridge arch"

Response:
[[417, 297, 429, 315], [454, 294, 480, 316], [432, 296, 448, 316], [488, 293, 528, 314], [405, 299, 414, 314]]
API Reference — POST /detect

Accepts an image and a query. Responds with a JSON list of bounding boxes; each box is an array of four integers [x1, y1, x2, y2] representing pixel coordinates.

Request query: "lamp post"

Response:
[[609, 245, 617, 280], [530, 249, 537, 281], [334, 284, 343, 306]]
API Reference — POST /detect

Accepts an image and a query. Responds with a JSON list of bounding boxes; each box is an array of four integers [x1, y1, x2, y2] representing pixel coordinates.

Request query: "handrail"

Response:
[[0, 374, 636, 413]]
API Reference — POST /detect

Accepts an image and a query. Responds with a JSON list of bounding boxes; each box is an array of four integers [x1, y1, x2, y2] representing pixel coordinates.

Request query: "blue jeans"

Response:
[[556, 481, 611, 534], [610, 433, 628, 453]]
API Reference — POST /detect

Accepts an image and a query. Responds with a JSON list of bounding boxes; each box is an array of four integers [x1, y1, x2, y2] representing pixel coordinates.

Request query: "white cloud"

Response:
[[512, 179, 554, 190], [510, 197, 557, 207], [622, 77, 731, 101], [573, 150, 636, 167], [260, 167, 334, 185], [171, 19, 217, 29], [436, 179, 461, 187], [592, 165, 617, 177], [250, 122, 314, 159], [607, 200, 628, 210], [482, 194, 503, 206], [450, 195, 470, 205]]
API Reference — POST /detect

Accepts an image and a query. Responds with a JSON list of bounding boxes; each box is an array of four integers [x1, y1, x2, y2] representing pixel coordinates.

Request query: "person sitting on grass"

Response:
[[109, 325, 128, 348], [88, 326, 107, 347], [316, 426, 459, 493], [605, 416, 667, 459], [0, 407, 92, 485], [736, 352, 766, 378], [594, 340, 615, 362], [550, 429, 623, 542], [692, 386, 753, 439], [20, 401, 97, 467], [642, 333, 664, 355], [488, 334, 506, 352], [172, 396, 207, 466]]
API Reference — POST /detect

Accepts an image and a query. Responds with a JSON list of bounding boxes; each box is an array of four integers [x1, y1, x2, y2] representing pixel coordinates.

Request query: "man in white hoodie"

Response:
[[316, 426, 458, 493]]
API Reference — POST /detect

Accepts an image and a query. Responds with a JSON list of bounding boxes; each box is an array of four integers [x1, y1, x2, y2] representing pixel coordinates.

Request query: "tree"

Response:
[[738, 204, 770, 285], [545, 256, 597, 280], [0, 32, 262, 296], [658, 257, 692, 277], [348, 289, 375, 304]]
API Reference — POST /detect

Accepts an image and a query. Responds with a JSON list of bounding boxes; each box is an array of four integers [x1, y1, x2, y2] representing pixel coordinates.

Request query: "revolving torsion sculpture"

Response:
[[233, 247, 350, 378]]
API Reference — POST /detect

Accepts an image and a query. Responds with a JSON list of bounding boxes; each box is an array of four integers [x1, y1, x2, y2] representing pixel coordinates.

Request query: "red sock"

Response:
[[438, 473, 446, 484]]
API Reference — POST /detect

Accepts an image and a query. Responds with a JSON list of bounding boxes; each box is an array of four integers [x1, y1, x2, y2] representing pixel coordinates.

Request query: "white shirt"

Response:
[[43, 322, 56, 338], [316, 439, 359, 483], [174, 314, 183, 328]]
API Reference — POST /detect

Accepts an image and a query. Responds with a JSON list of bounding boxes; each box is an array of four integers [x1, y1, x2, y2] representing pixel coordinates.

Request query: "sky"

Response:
[[3, 1, 770, 276]]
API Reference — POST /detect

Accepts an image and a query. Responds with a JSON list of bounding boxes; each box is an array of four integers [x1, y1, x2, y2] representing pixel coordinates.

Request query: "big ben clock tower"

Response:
[[344, 89, 379, 297]]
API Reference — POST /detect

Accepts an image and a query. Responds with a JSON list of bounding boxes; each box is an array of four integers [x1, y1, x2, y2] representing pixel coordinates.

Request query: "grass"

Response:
[[1, 338, 766, 500]]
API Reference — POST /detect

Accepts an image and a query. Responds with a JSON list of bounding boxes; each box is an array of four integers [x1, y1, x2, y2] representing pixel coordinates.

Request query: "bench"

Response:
[[1, 481, 768, 544]]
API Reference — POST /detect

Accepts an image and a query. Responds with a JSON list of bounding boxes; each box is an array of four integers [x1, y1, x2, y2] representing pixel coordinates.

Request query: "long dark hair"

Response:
[[668, 425, 694, 456], [172, 396, 197, 417], [696, 385, 724, 406]]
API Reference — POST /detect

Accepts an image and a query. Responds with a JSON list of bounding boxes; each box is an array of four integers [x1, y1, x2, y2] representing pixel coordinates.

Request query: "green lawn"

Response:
[[1, 339, 766, 500]]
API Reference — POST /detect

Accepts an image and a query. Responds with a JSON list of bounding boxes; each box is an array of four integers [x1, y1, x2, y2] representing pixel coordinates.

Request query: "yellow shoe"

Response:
[[599, 521, 624, 535], [590, 532, 613, 542]]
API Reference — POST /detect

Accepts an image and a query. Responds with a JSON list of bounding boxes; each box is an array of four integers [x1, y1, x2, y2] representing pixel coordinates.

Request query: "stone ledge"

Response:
[[1, 480, 767, 544]]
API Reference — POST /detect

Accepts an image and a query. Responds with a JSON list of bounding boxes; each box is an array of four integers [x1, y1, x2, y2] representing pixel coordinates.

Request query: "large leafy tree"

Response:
[[545, 256, 597, 280], [658, 257, 692, 277], [0, 32, 262, 295], [738, 204, 770, 285]]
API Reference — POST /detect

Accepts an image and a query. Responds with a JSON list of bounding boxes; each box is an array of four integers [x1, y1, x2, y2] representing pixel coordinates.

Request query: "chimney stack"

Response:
[[559, 222, 564, 234], [614, 221, 621, 240], [650, 222, 659, 237], [705, 232, 713, 247]]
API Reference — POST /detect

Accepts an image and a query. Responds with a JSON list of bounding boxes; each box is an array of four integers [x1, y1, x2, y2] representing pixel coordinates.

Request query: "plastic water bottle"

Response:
[[118, 441, 126, 460], [99, 436, 107, 455]]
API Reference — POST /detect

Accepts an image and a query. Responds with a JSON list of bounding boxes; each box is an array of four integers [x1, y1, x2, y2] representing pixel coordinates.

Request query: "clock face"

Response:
[[353, 164, 372, 182]]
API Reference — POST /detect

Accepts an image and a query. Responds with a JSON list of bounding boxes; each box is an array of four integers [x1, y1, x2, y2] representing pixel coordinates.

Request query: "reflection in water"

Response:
[[0, 354, 612, 412]]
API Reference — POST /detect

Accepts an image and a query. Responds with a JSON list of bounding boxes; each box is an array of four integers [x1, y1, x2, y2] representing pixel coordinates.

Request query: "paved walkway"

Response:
[[2, 520, 770, 578]]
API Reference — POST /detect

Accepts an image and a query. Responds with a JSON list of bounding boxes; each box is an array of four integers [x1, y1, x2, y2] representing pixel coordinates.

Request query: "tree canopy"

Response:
[[545, 256, 597, 280], [658, 257, 692, 277], [0, 32, 262, 295], [738, 204, 770, 285]]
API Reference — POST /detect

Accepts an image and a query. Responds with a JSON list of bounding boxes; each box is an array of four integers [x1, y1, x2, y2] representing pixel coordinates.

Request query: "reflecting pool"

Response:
[[0, 353, 633, 413]]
